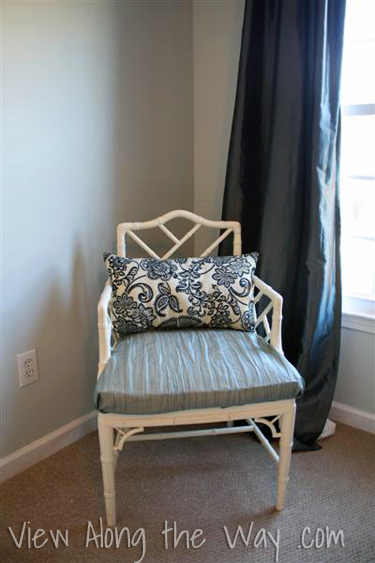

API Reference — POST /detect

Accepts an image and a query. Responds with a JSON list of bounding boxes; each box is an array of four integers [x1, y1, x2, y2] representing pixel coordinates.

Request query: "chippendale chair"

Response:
[[96, 210, 303, 526]]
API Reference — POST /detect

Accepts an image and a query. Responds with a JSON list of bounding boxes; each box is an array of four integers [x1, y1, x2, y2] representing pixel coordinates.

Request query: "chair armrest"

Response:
[[97, 280, 113, 378], [253, 276, 283, 354]]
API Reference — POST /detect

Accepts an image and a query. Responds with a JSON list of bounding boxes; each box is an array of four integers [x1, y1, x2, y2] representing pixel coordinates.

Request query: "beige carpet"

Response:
[[1, 422, 374, 563]]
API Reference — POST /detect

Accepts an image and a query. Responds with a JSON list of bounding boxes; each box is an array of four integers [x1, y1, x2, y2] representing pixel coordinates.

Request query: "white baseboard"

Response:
[[330, 401, 375, 434], [0, 411, 97, 483]]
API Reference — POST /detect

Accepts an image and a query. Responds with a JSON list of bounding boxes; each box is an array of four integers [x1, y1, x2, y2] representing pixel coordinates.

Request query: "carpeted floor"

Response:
[[0, 422, 374, 563]]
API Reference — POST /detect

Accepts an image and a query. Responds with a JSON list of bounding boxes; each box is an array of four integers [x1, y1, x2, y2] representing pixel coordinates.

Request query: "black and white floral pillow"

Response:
[[104, 252, 259, 335]]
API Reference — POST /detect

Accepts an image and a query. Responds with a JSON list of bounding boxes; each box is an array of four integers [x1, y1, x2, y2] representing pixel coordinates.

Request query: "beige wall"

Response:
[[2, 0, 193, 457], [193, 0, 245, 254]]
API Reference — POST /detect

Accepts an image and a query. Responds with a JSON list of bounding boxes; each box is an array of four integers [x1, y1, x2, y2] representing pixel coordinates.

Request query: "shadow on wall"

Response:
[[110, 1, 194, 236], [193, 0, 245, 253]]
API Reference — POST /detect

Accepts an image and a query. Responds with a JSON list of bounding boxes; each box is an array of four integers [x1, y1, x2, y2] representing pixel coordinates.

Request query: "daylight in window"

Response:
[[340, 0, 375, 313]]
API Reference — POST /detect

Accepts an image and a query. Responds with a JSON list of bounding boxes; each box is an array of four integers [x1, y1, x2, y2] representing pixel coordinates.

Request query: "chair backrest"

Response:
[[116, 209, 242, 258]]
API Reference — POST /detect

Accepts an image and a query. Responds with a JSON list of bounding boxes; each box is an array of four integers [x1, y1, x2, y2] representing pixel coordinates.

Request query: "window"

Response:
[[340, 0, 375, 320]]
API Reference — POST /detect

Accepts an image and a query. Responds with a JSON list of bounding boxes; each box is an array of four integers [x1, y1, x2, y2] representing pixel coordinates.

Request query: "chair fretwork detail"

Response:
[[253, 279, 283, 351], [126, 230, 160, 259], [124, 225, 234, 260], [117, 210, 241, 260], [162, 224, 202, 259], [117, 210, 240, 261], [113, 416, 281, 450], [252, 416, 282, 438]]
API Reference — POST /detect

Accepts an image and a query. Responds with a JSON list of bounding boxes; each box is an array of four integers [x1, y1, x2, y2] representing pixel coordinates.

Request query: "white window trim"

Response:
[[342, 312, 375, 334], [342, 295, 375, 333], [343, 103, 375, 117]]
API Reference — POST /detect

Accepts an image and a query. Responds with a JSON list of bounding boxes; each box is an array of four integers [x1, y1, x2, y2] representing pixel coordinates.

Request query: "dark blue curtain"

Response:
[[221, 0, 346, 450]]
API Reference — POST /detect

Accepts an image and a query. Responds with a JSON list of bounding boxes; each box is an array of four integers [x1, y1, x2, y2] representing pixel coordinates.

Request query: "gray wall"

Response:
[[193, 0, 245, 254], [2, 0, 193, 457], [335, 328, 374, 413]]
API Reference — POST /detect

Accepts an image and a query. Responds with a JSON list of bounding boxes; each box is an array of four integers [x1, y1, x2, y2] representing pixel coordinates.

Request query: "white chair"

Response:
[[96, 210, 299, 526]]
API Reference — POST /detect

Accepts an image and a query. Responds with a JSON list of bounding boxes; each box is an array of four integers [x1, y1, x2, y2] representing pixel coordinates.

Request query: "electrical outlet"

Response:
[[17, 349, 39, 388]]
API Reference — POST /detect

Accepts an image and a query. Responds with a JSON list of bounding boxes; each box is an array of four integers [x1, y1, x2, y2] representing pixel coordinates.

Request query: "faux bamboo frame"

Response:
[[97, 210, 295, 526]]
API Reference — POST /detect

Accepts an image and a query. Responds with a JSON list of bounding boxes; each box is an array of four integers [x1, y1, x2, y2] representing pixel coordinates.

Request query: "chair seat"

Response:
[[94, 329, 304, 415]]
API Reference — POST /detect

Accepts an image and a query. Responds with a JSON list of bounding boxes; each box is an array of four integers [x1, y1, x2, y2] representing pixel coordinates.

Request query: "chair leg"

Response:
[[98, 419, 116, 526], [276, 402, 296, 511]]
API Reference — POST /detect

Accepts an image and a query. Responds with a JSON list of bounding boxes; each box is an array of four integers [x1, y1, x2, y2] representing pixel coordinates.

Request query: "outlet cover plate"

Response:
[[17, 349, 39, 387]]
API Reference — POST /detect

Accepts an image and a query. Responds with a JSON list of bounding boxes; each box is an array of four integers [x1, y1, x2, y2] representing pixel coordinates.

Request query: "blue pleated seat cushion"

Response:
[[94, 329, 304, 415]]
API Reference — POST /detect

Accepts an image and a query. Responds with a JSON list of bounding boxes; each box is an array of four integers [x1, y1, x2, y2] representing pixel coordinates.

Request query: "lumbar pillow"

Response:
[[103, 252, 258, 335]]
